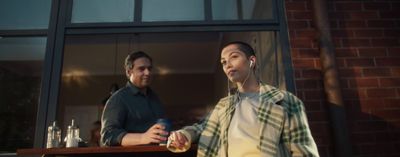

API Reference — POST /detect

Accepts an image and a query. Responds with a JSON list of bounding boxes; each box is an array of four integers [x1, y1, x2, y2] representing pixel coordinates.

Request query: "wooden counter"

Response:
[[17, 145, 197, 157]]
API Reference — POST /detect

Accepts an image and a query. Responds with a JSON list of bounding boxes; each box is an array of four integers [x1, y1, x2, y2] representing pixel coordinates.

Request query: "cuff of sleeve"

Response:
[[115, 131, 127, 146]]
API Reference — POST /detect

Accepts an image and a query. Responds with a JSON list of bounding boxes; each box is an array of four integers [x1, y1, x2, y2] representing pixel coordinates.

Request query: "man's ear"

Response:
[[126, 69, 131, 78]]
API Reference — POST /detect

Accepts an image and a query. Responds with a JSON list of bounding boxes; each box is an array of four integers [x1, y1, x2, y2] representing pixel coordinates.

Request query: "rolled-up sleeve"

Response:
[[100, 96, 127, 146]]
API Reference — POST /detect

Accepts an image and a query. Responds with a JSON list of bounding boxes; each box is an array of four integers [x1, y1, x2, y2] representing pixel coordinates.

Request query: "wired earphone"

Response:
[[227, 59, 256, 105]]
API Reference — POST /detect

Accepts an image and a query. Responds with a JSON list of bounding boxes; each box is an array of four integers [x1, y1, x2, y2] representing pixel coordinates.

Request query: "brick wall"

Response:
[[285, 0, 400, 156]]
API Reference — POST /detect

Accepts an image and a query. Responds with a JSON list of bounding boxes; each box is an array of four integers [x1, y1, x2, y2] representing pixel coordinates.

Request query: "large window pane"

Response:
[[212, 0, 238, 20], [71, 0, 134, 23], [142, 0, 204, 22], [212, 0, 274, 20], [0, 0, 51, 29], [242, 0, 273, 20], [0, 37, 46, 152]]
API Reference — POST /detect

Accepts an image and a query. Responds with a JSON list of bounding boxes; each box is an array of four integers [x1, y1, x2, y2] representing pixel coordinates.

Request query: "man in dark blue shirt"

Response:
[[101, 51, 167, 146]]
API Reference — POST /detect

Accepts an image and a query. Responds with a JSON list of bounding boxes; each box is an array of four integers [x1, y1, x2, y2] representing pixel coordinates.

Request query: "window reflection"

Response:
[[71, 0, 134, 23], [212, 0, 273, 20], [0, 0, 51, 29], [0, 37, 46, 152], [142, 0, 204, 22]]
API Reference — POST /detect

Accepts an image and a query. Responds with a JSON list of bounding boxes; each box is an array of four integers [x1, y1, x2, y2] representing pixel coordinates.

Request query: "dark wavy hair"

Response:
[[124, 51, 153, 70]]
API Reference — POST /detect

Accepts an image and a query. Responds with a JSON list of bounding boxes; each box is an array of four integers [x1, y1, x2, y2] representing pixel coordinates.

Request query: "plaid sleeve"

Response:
[[282, 92, 320, 157]]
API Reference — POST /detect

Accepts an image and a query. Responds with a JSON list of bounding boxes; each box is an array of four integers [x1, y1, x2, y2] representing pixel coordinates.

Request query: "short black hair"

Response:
[[223, 41, 256, 58], [124, 51, 153, 69]]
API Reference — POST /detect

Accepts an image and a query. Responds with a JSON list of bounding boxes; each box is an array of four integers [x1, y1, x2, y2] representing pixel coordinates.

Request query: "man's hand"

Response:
[[140, 123, 168, 144], [121, 123, 168, 146]]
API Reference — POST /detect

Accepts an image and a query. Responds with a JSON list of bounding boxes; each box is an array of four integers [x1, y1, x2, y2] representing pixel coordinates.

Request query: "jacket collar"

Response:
[[259, 83, 284, 104]]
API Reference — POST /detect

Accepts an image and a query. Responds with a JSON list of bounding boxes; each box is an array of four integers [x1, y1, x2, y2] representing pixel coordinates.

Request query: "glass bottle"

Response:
[[46, 121, 61, 148]]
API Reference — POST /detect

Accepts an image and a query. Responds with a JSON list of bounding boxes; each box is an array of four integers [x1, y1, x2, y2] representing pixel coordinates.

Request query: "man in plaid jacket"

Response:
[[167, 41, 319, 157]]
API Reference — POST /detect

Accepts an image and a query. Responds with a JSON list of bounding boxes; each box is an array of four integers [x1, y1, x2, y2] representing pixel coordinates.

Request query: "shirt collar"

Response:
[[126, 81, 150, 96]]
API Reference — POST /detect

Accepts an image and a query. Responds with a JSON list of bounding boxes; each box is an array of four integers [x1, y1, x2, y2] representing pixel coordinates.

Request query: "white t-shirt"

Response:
[[227, 92, 261, 157]]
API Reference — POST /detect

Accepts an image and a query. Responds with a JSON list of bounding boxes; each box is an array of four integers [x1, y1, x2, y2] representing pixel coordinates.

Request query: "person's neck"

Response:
[[237, 76, 259, 93]]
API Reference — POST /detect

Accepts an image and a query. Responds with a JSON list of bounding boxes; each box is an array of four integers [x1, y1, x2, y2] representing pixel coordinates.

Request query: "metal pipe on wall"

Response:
[[311, 0, 353, 156]]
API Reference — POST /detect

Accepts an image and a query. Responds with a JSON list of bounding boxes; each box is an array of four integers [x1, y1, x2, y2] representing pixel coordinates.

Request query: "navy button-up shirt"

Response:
[[101, 81, 164, 146]]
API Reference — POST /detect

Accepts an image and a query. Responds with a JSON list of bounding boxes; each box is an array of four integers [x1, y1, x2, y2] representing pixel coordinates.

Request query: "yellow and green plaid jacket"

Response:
[[181, 84, 319, 157]]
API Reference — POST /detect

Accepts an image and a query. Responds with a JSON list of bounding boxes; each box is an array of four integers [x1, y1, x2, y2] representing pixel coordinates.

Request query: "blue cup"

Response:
[[156, 118, 171, 146]]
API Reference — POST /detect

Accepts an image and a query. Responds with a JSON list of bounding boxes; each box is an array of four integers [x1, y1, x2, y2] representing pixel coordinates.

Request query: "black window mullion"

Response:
[[204, 0, 211, 21], [65, 0, 74, 26], [134, 0, 142, 23], [0, 29, 47, 37]]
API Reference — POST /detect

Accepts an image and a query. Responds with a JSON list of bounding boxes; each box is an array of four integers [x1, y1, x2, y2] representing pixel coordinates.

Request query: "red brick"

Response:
[[332, 38, 342, 48], [346, 58, 375, 67], [315, 60, 321, 69], [380, 78, 400, 87], [335, 2, 362, 11], [293, 59, 316, 68], [296, 29, 317, 38], [296, 79, 321, 90], [286, 12, 294, 20], [309, 122, 330, 136], [371, 39, 399, 47], [345, 103, 371, 120], [294, 69, 302, 78], [349, 78, 379, 88], [336, 58, 346, 67], [384, 29, 400, 38], [339, 68, 363, 77], [350, 133, 376, 144], [304, 90, 325, 100], [349, 11, 379, 20], [338, 20, 366, 28], [376, 58, 400, 66], [358, 48, 387, 57], [363, 68, 392, 77], [380, 11, 400, 19], [371, 109, 400, 120], [342, 39, 371, 47], [336, 48, 358, 57], [367, 20, 396, 28], [391, 68, 400, 77], [331, 29, 354, 38], [358, 99, 384, 109], [293, 11, 313, 20], [307, 112, 329, 123], [364, 2, 391, 10], [342, 89, 367, 99], [384, 99, 400, 109], [366, 88, 397, 98], [288, 20, 310, 29], [285, 2, 307, 11], [296, 49, 319, 58], [302, 69, 322, 78], [352, 121, 388, 132], [340, 79, 349, 88], [354, 30, 383, 38], [291, 39, 314, 48]]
